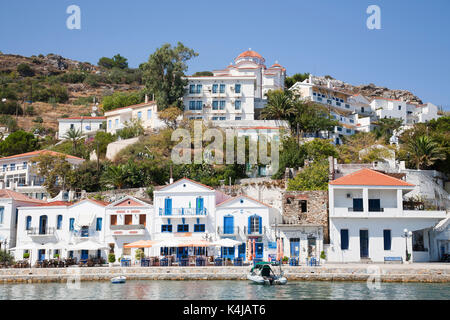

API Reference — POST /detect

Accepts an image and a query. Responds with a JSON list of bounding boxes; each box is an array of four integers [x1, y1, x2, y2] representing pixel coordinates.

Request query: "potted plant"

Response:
[[23, 252, 30, 259], [53, 253, 60, 259], [282, 256, 289, 264], [108, 253, 116, 267], [135, 249, 144, 264]]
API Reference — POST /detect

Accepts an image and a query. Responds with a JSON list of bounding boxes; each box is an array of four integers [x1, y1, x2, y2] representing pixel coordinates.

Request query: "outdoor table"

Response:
[[214, 258, 223, 266], [233, 258, 243, 266], [160, 258, 169, 266], [179, 258, 189, 267], [289, 257, 299, 266], [141, 258, 150, 267], [120, 259, 131, 267], [195, 257, 206, 266]]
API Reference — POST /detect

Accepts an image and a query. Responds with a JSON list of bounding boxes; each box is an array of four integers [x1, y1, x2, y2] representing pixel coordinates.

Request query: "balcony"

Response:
[[159, 207, 208, 216], [217, 226, 240, 236], [27, 227, 56, 239], [244, 226, 266, 237], [332, 206, 446, 218], [110, 224, 145, 230], [110, 224, 146, 236]]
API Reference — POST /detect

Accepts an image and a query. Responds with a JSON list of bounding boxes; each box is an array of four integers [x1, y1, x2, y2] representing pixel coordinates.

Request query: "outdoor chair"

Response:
[[141, 258, 150, 267], [195, 257, 206, 266], [214, 258, 223, 266], [160, 258, 168, 266], [233, 258, 243, 266], [179, 257, 189, 267], [289, 257, 299, 266]]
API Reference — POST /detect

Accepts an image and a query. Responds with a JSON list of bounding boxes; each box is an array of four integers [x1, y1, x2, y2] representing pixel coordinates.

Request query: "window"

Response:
[[337, 127, 342, 132], [2, 165, 6, 172], [137, 111, 142, 119], [235, 116, 241, 120], [383, 230, 391, 250], [108, 120, 112, 128], [249, 215, 261, 234], [368, 199, 381, 212], [194, 224, 205, 232], [235, 84, 241, 93], [147, 109, 152, 119], [299, 200, 307, 213], [361, 107, 365, 113], [177, 224, 189, 232], [56, 215, 62, 230], [219, 117, 226, 121], [96, 218, 102, 231], [110, 215, 117, 226], [353, 198, 363, 212], [340, 229, 349, 250], [212, 100, 219, 110], [219, 100, 225, 110], [212, 84, 218, 93], [223, 216, 234, 234], [161, 224, 172, 233], [212, 117, 218, 121], [0, 207, 3, 224], [196, 101, 203, 110], [189, 84, 195, 94], [139, 214, 146, 226], [345, 104, 350, 109], [219, 84, 225, 93], [189, 101, 196, 110], [346, 129, 351, 134], [69, 218, 75, 231], [336, 102, 341, 106], [10, 164, 15, 171], [196, 84, 202, 94], [70, 124, 74, 129], [115, 119, 119, 128], [124, 215, 132, 225], [23, 162, 27, 169], [235, 100, 241, 110], [398, 105, 402, 110]]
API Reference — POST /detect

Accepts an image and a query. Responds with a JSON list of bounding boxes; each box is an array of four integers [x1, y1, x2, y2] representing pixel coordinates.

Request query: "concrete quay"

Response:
[[0, 263, 449, 284]]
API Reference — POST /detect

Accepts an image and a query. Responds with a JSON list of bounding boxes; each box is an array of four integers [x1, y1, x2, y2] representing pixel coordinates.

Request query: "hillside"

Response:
[[0, 53, 428, 133], [0, 53, 145, 132]]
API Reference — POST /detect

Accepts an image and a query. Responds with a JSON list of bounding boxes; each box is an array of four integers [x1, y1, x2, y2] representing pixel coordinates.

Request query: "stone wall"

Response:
[[85, 187, 151, 203], [282, 191, 329, 242]]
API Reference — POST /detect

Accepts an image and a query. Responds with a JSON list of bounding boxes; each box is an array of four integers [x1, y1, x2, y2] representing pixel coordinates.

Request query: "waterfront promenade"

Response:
[[0, 263, 449, 284]]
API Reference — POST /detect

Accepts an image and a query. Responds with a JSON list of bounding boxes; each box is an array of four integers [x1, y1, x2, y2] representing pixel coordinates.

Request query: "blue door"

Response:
[[360, 230, 369, 258], [290, 239, 300, 257], [81, 250, 89, 260], [238, 243, 246, 259], [38, 249, 45, 261], [221, 247, 235, 259], [164, 198, 172, 215], [223, 216, 234, 234], [196, 197, 204, 215], [255, 243, 264, 259], [39, 215, 47, 234]]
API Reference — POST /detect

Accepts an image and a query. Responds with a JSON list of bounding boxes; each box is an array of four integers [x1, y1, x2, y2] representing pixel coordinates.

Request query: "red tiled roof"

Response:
[[0, 189, 46, 204], [0, 150, 84, 161], [158, 177, 215, 191], [59, 116, 106, 120], [236, 50, 264, 61], [71, 198, 109, 207], [35, 201, 71, 207], [330, 168, 415, 187]]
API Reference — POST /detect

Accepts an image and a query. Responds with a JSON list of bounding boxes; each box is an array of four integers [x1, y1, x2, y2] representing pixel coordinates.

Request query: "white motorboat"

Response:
[[247, 262, 287, 285], [111, 276, 126, 284]]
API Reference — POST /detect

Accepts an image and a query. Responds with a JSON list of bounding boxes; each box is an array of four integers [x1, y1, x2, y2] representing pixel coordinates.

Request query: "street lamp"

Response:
[[402, 229, 413, 262]]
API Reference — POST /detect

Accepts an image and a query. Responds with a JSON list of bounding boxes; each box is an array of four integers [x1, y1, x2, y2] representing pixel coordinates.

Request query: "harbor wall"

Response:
[[0, 264, 449, 283]]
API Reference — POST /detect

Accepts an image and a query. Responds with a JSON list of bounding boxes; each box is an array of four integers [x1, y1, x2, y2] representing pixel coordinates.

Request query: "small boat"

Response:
[[247, 262, 287, 285], [111, 276, 126, 284]]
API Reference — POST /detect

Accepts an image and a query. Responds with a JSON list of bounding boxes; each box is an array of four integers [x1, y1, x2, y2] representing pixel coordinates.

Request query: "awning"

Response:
[[124, 240, 160, 248], [434, 217, 450, 232], [74, 212, 96, 229], [68, 240, 108, 250], [210, 238, 242, 247]]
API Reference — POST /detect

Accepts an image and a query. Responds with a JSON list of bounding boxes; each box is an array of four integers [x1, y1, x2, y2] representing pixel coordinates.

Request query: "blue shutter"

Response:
[[258, 216, 262, 234], [224, 216, 234, 234], [165, 198, 172, 215], [196, 197, 204, 214], [248, 216, 251, 234], [341, 229, 349, 250]]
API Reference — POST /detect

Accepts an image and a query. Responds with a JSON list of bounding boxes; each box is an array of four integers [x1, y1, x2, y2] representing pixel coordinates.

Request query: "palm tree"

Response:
[[260, 90, 296, 121], [63, 128, 83, 155], [101, 164, 127, 189], [405, 135, 445, 169]]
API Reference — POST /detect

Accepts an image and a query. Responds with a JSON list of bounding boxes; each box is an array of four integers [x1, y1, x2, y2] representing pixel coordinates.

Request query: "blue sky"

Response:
[[1, 0, 449, 109]]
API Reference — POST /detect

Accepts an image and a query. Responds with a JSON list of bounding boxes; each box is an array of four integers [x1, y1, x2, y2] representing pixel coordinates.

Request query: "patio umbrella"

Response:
[[124, 240, 160, 248], [210, 238, 241, 247], [153, 239, 183, 247], [68, 240, 108, 250], [181, 239, 212, 247]]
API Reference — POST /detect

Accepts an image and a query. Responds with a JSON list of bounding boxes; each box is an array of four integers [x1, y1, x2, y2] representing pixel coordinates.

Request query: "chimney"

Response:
[[327, 79, 331, 89], [328, 156, 335, 181], [145, 94, 148, 103], [308, 74, 312, 84], [169, 164, 173, 184]]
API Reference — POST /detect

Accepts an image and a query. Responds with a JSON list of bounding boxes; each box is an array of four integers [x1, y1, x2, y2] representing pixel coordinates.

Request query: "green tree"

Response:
[[158, 106, 183, 129], [272, 137, 306, 179], [72, 161, 105, 192], [261, 89, 296, 121], [0, 130, 38, 156], [404, 135, 445, 170], [101, 91, 145, 112], [373, 118, 403, 143], [0, 115, 18, 132], [292, 101, 337, 137], [192, 71, 213, 77], [98, 54, 128, 69], [287, 160, 329, 191], [91, 131, 115, 159], [62, 128, 84, 155], [303, 138, 338, 161], [116, 118, 144, 139], [284, 73, 310, 89], [141, 42, 198, 110]]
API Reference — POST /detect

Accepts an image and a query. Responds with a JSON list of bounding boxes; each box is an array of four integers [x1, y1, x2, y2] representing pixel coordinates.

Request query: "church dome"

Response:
[[235, 49, 265, 64]]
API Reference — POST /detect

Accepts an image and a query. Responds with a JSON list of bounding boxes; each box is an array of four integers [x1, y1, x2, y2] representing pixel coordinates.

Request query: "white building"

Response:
[[13, 199, 108, 265], [104, 196, 153, 259], [0, 189, 45, 250], [328, 168, 447, 263], [371, 98, 440, 125], [57, 116, 106, 139], [104, 100, 166, 135], [0, 150, 85, 200], [184, 49, 286, 122]]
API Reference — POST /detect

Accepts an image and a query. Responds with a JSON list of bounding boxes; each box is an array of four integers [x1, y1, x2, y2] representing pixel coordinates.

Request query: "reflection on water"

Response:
[[1, 280, 449, 300]]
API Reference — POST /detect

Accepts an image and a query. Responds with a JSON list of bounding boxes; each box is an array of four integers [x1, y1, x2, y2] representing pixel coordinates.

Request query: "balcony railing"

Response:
[[70, 229, 96, 238], [159, 207, 208, 216], [244, 226, 266, 236], [27, 227, 56, 236], [217, 226, 240, 236], [110, 224, 145, 230]]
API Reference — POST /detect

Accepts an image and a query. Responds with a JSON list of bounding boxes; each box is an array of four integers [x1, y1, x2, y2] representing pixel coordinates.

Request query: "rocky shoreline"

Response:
[[1, 264, 449, 284]]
